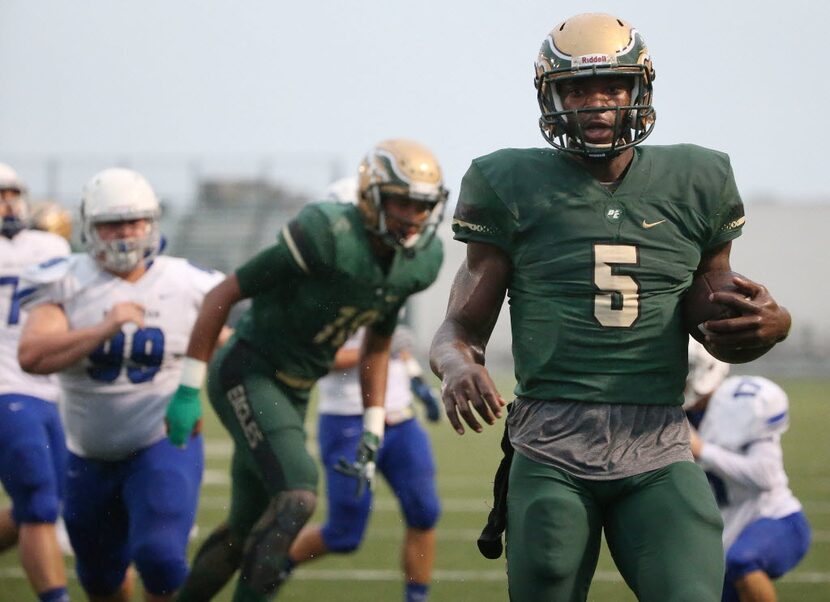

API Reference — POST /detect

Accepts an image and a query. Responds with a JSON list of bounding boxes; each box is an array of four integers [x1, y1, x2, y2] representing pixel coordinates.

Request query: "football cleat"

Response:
[[534, 13, 656, 157]]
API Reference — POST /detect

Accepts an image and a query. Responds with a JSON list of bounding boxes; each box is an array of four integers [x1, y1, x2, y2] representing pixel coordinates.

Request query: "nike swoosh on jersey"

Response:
[[642, 219, 667, 229]]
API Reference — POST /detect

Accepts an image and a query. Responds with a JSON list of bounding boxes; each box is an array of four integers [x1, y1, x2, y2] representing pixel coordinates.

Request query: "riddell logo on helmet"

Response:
[[575, 54, 615, 65]]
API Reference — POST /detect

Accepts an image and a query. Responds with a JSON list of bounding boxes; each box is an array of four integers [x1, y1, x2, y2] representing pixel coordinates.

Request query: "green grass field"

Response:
[[2, 377, 828, 601]]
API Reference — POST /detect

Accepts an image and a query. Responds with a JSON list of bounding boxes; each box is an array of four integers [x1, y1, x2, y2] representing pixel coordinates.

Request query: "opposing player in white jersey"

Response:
[[0, 162, 72, 602], [686, 340, 811, 602], [17, 167, 226, 602], [288, 325, 441, 602]]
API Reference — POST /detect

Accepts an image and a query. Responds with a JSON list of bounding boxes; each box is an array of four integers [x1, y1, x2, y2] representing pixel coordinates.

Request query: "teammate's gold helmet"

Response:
[[29, 201, 73, 242], [534, 13, 656, 158], [357, 139, 448, 252]]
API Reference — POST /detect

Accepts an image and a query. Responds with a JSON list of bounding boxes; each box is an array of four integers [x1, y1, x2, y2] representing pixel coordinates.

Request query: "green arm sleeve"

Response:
[[452, 160, 516, 253], [371, 300, 406, 338], [707, 159, 745, 249]]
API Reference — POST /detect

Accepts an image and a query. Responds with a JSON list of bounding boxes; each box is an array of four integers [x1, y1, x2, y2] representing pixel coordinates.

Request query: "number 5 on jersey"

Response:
[[593, 244, 640, 328]]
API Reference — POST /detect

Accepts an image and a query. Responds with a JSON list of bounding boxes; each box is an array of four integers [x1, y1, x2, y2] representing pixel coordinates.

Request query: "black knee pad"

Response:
[[194, 521, 244, 568], [240, 490, 316, 595]]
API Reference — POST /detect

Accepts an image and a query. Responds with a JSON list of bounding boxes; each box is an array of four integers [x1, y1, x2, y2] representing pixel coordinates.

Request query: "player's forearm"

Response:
[[430, 245, 508, 379], [359, 329, 392, 409], [429, 319, 486, 379], [18, 323, 116, 374], [698, 441, 781, 489], [185, 276, 242, 362], [332, 346, 360, 370]]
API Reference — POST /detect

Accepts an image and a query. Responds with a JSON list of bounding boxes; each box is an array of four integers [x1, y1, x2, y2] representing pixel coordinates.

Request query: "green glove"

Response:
[[334, 431, 380, 499], [166, 384, 202, 447]]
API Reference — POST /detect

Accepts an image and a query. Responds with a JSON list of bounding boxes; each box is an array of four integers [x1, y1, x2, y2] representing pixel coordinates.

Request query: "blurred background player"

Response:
[[29, 200, 74, 244], [289, 312, 441, 601], [686, 341, 811, 602], [17, 167, 226, 602], [298, 186, 442, 602], [0, 162, 72, 602], [683, 338, 731, 427], [167, 139, 446, 602]]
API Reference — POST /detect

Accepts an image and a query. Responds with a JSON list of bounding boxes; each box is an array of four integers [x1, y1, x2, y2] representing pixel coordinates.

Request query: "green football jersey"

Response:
[[453, 144, 745, 405], [233, 202, 443, 387]]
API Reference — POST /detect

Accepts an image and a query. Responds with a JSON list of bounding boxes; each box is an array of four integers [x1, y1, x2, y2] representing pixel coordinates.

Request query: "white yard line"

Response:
[[1, 566, 829, 584]]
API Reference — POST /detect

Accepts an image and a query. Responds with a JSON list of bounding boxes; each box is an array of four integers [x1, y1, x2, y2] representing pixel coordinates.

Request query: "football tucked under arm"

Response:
[[682, 270, 743, 344], [682, 270, 779, 363]]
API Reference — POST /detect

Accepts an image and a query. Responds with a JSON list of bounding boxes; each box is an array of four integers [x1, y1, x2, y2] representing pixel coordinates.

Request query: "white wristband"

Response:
[[363, 406, 386, 439], [404, 356, 423, 378], [180, 357, 207, 389]]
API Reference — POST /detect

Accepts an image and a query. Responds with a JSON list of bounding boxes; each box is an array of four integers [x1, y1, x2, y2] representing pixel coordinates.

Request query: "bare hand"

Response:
[[103, 302, 145, 336], [703, 275, 791, 351], [439, 361, 506, 435]]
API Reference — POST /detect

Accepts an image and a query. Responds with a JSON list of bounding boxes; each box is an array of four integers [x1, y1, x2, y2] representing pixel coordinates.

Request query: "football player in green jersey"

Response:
[[430, 13, 791, 602], [166, 139, 446, 602]]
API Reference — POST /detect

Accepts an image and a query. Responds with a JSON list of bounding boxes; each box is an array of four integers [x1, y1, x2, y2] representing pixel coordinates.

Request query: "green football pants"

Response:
[[207, 339, 319, 539], [506, 452, 724, 602]]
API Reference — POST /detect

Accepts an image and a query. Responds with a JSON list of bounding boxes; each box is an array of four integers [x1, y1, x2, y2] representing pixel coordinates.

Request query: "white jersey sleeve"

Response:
[[316, 326, 413, 418], [0, 230, 71, 401], [697, 376, 802, 550], [21, 255, 224, 460]]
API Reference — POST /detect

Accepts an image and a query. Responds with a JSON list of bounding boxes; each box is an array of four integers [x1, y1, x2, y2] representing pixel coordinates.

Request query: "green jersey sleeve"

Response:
[[236, 204, 335, 297], [370, 300, 405, 337], [705, 157, 745, 249], [452, 159, 517, 253]]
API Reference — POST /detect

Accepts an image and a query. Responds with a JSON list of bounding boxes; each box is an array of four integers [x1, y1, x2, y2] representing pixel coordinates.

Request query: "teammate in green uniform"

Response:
[[165, 139, 446, 602], [429, 13, 792, 602]]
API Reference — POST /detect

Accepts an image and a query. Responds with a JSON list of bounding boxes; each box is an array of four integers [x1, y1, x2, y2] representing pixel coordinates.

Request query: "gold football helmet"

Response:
[[357, 139, 448, 252], [30, 200, 73, 241], [534, 13, 656, 157]]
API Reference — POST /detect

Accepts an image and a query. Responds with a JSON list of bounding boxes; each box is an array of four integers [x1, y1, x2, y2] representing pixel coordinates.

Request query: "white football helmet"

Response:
[[0, 162, 28, 238], [700, 376, 790, 451], [684, 338, 730, 410], [81, 167, 161, 273]]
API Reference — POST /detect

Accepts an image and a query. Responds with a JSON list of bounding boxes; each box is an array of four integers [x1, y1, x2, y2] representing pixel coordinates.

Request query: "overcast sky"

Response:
[[1, 0, 827, 206]]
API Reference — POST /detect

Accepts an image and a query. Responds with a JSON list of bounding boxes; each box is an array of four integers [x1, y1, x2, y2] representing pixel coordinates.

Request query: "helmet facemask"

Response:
[[84, 214, 161, 273], [1, 192, 28, 239], [363, 185, 447, 254], [0, 162, 28, 238], [537, 70, 655, 158]]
